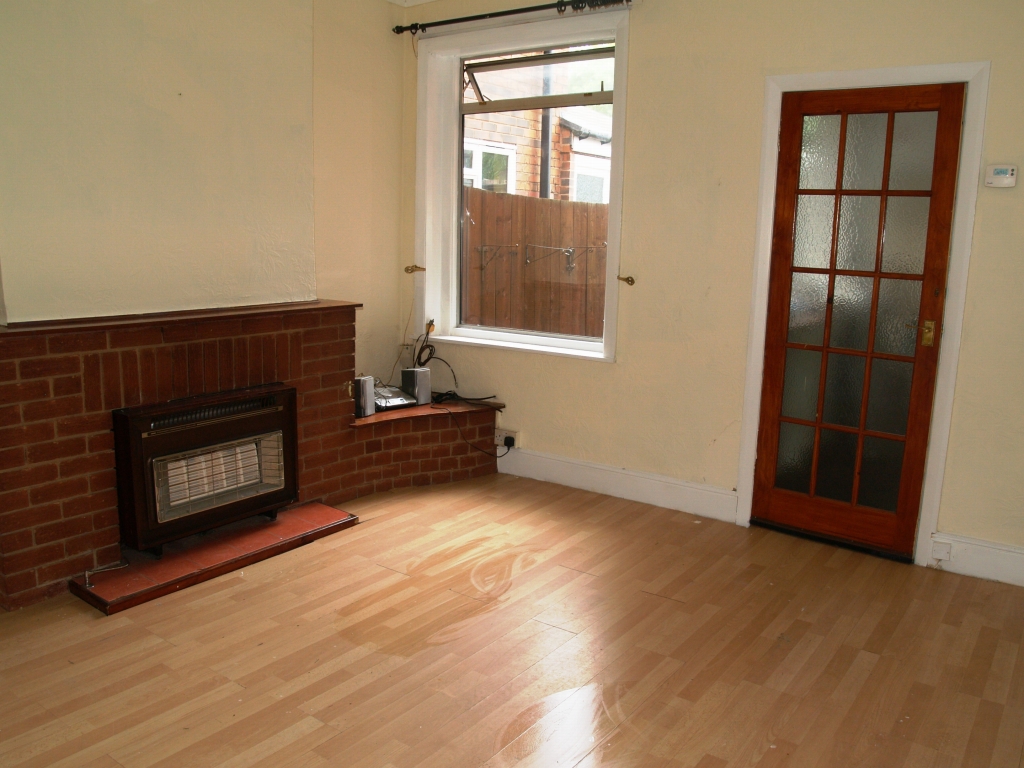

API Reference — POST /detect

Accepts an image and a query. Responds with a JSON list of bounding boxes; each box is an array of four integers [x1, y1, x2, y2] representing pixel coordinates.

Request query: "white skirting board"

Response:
[[497, 448, 740, 524], [498, 449, 1024, 588], [929, 533, 1024, 588]]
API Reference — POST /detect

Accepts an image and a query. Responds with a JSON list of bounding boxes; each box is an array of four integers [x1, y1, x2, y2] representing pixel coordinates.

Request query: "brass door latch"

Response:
[[906, 320, 936, 347], [404, 264, 426, 274]]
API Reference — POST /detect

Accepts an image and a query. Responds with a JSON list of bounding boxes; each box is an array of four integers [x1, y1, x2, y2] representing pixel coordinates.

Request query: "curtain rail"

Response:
[[392, 0, 630, 36]]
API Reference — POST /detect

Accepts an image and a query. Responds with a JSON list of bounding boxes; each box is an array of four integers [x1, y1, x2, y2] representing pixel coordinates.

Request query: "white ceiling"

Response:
[[384, 0, 438, 7]]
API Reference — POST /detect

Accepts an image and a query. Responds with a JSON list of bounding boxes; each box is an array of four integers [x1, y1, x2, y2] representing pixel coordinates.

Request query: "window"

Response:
[[462, 139, 517, 192], [414, 12, 629, 359]]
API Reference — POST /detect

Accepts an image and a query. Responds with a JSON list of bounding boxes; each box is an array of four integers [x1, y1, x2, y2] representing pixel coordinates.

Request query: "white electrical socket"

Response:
[[494, 429, 518, 449], [931, 541, 952, 561]]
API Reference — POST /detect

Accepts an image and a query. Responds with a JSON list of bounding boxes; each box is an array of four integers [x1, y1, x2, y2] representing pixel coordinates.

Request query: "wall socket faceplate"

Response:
[[494, 429, 518, 449]]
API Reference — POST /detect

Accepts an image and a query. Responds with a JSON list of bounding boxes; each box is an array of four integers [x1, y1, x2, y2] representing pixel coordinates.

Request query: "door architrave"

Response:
[[736, 62, 990, 567]]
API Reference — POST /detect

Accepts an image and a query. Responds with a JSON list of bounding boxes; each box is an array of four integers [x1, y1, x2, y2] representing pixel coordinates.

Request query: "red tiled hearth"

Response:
[[0, 300, 498, 611], [68, 502, 358, 614]]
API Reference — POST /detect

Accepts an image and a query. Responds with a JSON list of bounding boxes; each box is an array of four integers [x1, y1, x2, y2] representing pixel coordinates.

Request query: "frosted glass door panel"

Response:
[[781, 349, 821, 421], [799, 115, 841, 189], [836, 196, 881, 271], [859, 437, 904, 512], [794, 195, 835, 269], [831, 276, 873, 350], [842, 113, 888, 190], [881, 197, 930, 274], [788, 273, 829, 344], [816, 429, 858, 503], [866, 359, 914, 435], [875, 279, 922, 356], [822, 353, 865, 427], [776, 422, 815, 493], [889, 111, 938, 190]]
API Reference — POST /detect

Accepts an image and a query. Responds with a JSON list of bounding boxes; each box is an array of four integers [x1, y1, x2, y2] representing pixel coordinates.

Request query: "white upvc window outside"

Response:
[[413, 11, 629, 361], [462, 139, 518, 192]]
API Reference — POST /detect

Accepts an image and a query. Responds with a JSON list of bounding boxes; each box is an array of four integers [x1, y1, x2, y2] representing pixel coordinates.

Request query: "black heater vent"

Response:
[[148, 395, 279, 432]]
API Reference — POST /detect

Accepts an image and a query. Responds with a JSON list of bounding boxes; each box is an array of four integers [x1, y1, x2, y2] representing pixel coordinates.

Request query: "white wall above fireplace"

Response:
[[0, 0, 316, 324]]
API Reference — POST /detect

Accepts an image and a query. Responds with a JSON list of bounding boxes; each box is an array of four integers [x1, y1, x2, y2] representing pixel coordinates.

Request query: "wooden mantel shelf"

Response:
[[352, 400, 503, 427], [0, 299, 362, 336]]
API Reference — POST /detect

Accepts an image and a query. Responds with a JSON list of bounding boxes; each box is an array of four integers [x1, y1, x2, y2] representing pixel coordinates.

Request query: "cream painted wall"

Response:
[[313, 0, 407, 380], [0, 0, 316, 323], [398, 0, 1024, 546]]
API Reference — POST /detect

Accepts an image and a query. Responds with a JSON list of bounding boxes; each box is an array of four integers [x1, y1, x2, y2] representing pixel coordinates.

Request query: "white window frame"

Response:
[[412, 11, 629, 361], [462, 138, 518, 193], [570, 151, 611, 204]]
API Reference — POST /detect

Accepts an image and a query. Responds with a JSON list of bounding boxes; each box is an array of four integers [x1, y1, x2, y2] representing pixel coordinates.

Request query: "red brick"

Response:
[[421, 432, 441, 445], [91, 508, 118, 529], [299, 468, 323, 486], [411, 474, 431, 487], [4, 580, 69, 607], [201, 341, 218, 394], [393, 449, 411, 463], [154, 346, 173, 401], [0, 380, 51, 405], [187, 342, 203, 395], [375, 479, 395, 493], [394, 476, 414, 489], [340, 443, 363, 460], [171, 344, 188, 399], [56, 412, 111, 436], [136, 348, 157, 405], [161, 323, 199, 343], [451, 443, 470, 456], [27, 437, 87, 463], [400, 461, 418, 475], [89, 469, 116, 492], [381, 463, 400, 479], [34, 517, 94, 545], [0, 489, 30, 514], [365, 439, 383, 453], [302, 326, 340, 344], [0, 463, 58, 492], [289, 332, 303, 381], [64, 528, 118, 557], [0, 336, 47, 360], [0, 446, 26, 471], [20, 356, 81, 379], [94, 543, 122, 567], [3, 542, 64, 573], [440, 457, 460, 471], [304, 450, 339, 470], [29, 477, 89, 505], [88, 433, 114, 453], [372, 451, 393, 467], [283, 312, 321, 330], [0, 361, 15, 382], [47, 331, 107, 354], [22, 395, 82, 422], [382, 436, 402, 451], [53, 375, 83, 397], [122, 350, 141, 406], [4, 569, 36, 593], [195, 319, 243, 340], [321, 371, 349, 389], [247, 337, 264, 385], [37, 553, 94, 584], [101, 351, 122, 410], [0, 405, 20, 427], [364, 468, 383, 482], [302, 420, 341, 439], [292, 375, 320, 395], [83, 353, 103, 411], [62, 489, 117, 518], [431, 445, 452, 459], [60, 452, 114, 478], [1, 530, 33, 553], [431, 471, 452, 484], [302, 358, 341, 376], [356, 455, 374, 471], [303, 389, 340, 408], [240, 316, 283, 335], [108, 326, 164, 348], [402, 434, 421, 448]]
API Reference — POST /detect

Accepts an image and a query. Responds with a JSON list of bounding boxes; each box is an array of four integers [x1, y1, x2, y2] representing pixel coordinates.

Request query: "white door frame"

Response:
[[735, 62, 991, 566]]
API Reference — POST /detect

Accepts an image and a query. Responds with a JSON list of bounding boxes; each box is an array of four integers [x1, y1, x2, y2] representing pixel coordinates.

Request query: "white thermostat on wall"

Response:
[[985, 164, 1017, 187]]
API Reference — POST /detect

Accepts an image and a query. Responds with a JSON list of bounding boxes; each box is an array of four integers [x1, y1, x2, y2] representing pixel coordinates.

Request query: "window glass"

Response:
[[460, 49, 614, 339]]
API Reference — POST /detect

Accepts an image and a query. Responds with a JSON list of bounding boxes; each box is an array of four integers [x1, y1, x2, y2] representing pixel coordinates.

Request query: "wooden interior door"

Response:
[[752, 84, 965, 558]]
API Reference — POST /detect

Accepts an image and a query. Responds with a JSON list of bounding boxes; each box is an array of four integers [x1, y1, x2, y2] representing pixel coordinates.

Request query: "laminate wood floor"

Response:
[[2, 475, 1023, 768]]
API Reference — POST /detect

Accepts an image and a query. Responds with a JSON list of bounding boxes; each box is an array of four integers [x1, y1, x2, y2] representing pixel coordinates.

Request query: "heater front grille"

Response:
[[153, 431, 285, 523]]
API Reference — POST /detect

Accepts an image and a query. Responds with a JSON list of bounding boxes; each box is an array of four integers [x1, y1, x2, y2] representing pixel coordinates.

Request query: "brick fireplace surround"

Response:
[[0, 300, 498, 610]]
